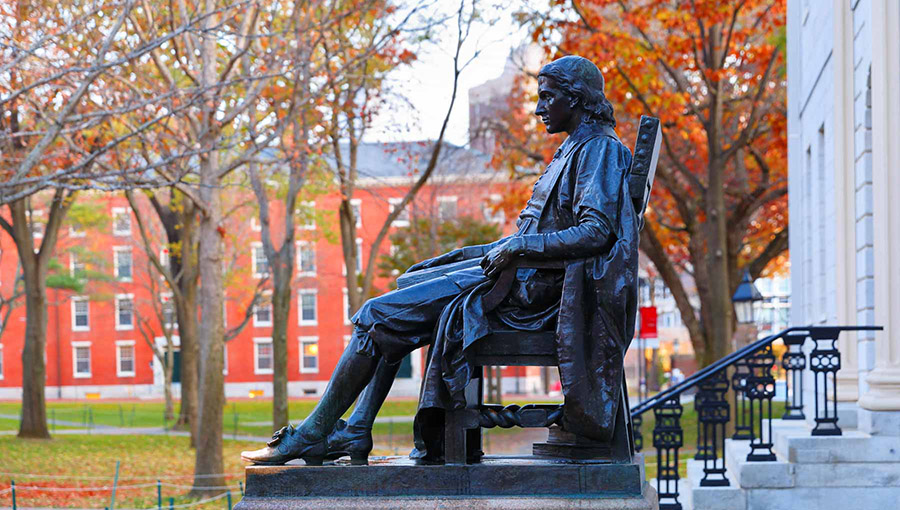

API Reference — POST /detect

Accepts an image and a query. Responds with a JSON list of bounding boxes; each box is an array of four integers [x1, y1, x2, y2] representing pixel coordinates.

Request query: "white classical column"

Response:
[[857, 0, 900, 434], [832, 0, 859, 404]]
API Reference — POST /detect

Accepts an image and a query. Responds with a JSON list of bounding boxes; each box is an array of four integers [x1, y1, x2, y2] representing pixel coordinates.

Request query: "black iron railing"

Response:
[[630, 326, 882, 510]]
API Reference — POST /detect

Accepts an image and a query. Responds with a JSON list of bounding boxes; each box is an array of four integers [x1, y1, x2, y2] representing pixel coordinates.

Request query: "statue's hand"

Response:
[[405, 248, 464, 273], [480, 238, 524, 279]]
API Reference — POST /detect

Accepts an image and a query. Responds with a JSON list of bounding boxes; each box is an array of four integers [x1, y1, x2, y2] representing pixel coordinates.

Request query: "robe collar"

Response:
[[553, 121, 619, 161]]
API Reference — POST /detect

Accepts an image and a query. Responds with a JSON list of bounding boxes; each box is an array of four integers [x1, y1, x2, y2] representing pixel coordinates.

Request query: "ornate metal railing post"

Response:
[[694, 388, 711, 460], [781, 330, 808, 420], [809, 327, 842, 436], [653, 395, 684, 510], [697, 369, 730, 486], [745, 344, 777, 461], [731, 358, 753, 440]]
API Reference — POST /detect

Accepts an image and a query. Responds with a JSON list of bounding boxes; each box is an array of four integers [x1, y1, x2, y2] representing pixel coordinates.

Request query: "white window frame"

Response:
[[250, 217, 262, 232], [251, 242, 269, 278], [71, 296, 90, 332], [296, 241, 316, 277], [299, 336, 319, 374], [223, 343, 228, 375], [350, 198, 362, 228], [437, 195, 458, 221], [388, 198, 410, 227], [253, 337, 274, 375], [159, 248, 170, 276], [298, 201, 316, 230], [113, 246, 133, 282], [70, 253, 85, 278], [68, 225, 86, 238], [297, 289, 318, 326], [115, 340, 136, 377], [160, 292, 176, 329], [72, 341, 92, 378], [30, 210, 44, 239], [253, 293, 273, 327], [343, 288, 351, 325], [111, 207, 132, 236], [483, 193, 506, 224], [115, 293, 135, 331]]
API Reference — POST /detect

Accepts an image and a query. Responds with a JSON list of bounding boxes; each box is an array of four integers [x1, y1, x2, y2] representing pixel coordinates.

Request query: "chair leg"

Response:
[[444, 410, 467, 465]]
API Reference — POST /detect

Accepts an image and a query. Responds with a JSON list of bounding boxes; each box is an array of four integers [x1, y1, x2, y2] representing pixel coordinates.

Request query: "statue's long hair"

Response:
[[538, 56, 616, 127]]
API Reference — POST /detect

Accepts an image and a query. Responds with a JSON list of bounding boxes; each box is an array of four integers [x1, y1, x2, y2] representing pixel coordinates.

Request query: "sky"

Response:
[[365, 2, 532, 147]]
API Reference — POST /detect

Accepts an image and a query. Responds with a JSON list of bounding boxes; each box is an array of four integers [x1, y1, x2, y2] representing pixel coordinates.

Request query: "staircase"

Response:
[[631, 326, 900, 510]]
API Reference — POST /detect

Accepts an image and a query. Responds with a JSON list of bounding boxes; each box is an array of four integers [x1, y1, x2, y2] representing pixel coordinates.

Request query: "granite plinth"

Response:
[[234, 455, 654, 510]]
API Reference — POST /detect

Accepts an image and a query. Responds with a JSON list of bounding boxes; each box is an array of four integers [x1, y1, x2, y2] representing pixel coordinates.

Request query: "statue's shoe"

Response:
[[324, 419, 373, 465], [241, 425, 326, 465]]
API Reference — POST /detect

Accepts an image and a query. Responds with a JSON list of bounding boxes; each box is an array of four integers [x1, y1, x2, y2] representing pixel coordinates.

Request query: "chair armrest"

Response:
[[481, 258, 567, 311]]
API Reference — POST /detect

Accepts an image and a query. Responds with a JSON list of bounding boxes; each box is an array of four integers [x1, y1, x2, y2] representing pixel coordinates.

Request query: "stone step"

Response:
[[771, 418, 900, 464], [724, 439, 793, 489], [686, 459, 745, 510]]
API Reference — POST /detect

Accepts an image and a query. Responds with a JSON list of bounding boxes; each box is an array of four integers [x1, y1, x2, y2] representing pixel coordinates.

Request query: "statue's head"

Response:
[[535, 56, 616, 134]]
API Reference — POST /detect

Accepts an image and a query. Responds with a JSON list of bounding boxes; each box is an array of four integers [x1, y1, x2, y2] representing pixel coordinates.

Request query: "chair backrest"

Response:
[[628, 116, 661, 228]]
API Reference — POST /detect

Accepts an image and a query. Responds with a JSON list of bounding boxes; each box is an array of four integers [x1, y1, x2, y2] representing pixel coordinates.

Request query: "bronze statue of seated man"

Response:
[[241, 55, 640, 466]]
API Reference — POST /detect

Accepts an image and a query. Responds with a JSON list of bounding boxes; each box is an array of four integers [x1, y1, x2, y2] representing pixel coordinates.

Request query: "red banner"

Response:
[[639, 306, 658, 338]]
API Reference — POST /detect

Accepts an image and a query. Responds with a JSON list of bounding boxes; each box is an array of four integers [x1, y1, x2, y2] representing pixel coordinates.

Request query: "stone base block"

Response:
[[235, 455, 653, 510], [234, 487, 658, 510], [858, 408, 900, 436], [686, 460, 745, 510]]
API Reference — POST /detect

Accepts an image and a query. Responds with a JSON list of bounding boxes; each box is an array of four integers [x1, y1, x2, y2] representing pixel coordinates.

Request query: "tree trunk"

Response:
[[191, 168, 225, 495], [192, 1, 225, 491], [164, 342, 175, 422], [174, 213, 199, 446], [18, 262, 50, 439], [271, 263, 291, 431]]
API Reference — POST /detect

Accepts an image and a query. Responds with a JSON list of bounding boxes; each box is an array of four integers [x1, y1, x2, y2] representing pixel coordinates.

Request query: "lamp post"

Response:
[[731, 271, 763, 349]]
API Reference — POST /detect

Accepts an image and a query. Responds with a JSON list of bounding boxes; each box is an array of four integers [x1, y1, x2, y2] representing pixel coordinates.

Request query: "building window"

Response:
[[437, 196, 458, 221], [298, 201, 316, 230], [298, 289, 317, 326], [254, 338, 273, 375], [343, 288, 352, 325], [73, 342, 91, 378], [30, 210, 44, 238], [116, 341, 136, 377], [483, 194, 505, 224], [389, 198, 410, 227], [299, 337, 319, 373], [71, 297, 89, 332], [350, 199, 362, 228], [161, 293, 176, 328], [69, 224, 86, 238], [114, 247, 132, 281], [253, 296, 273, 327], [251, 243, 269, 278], [223, 344, 228, 375], [115, 294, 134, 330], [297, 241, 316, 276], [159, 248, 170, 271], [250, 217, 262, 232], [112, 207, 131, 236], [70, 253, 86, 278]]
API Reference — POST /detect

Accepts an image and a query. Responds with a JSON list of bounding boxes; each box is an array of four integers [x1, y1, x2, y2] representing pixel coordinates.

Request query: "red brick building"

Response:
[[0, 142, 543, 400]]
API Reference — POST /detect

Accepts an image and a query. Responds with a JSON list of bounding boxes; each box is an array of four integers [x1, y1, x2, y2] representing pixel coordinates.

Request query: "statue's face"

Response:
[[535, 76, 577, 134]]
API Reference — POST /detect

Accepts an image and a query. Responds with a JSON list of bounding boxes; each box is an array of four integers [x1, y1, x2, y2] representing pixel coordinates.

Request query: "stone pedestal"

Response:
[[234, 455, 657, 510]]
